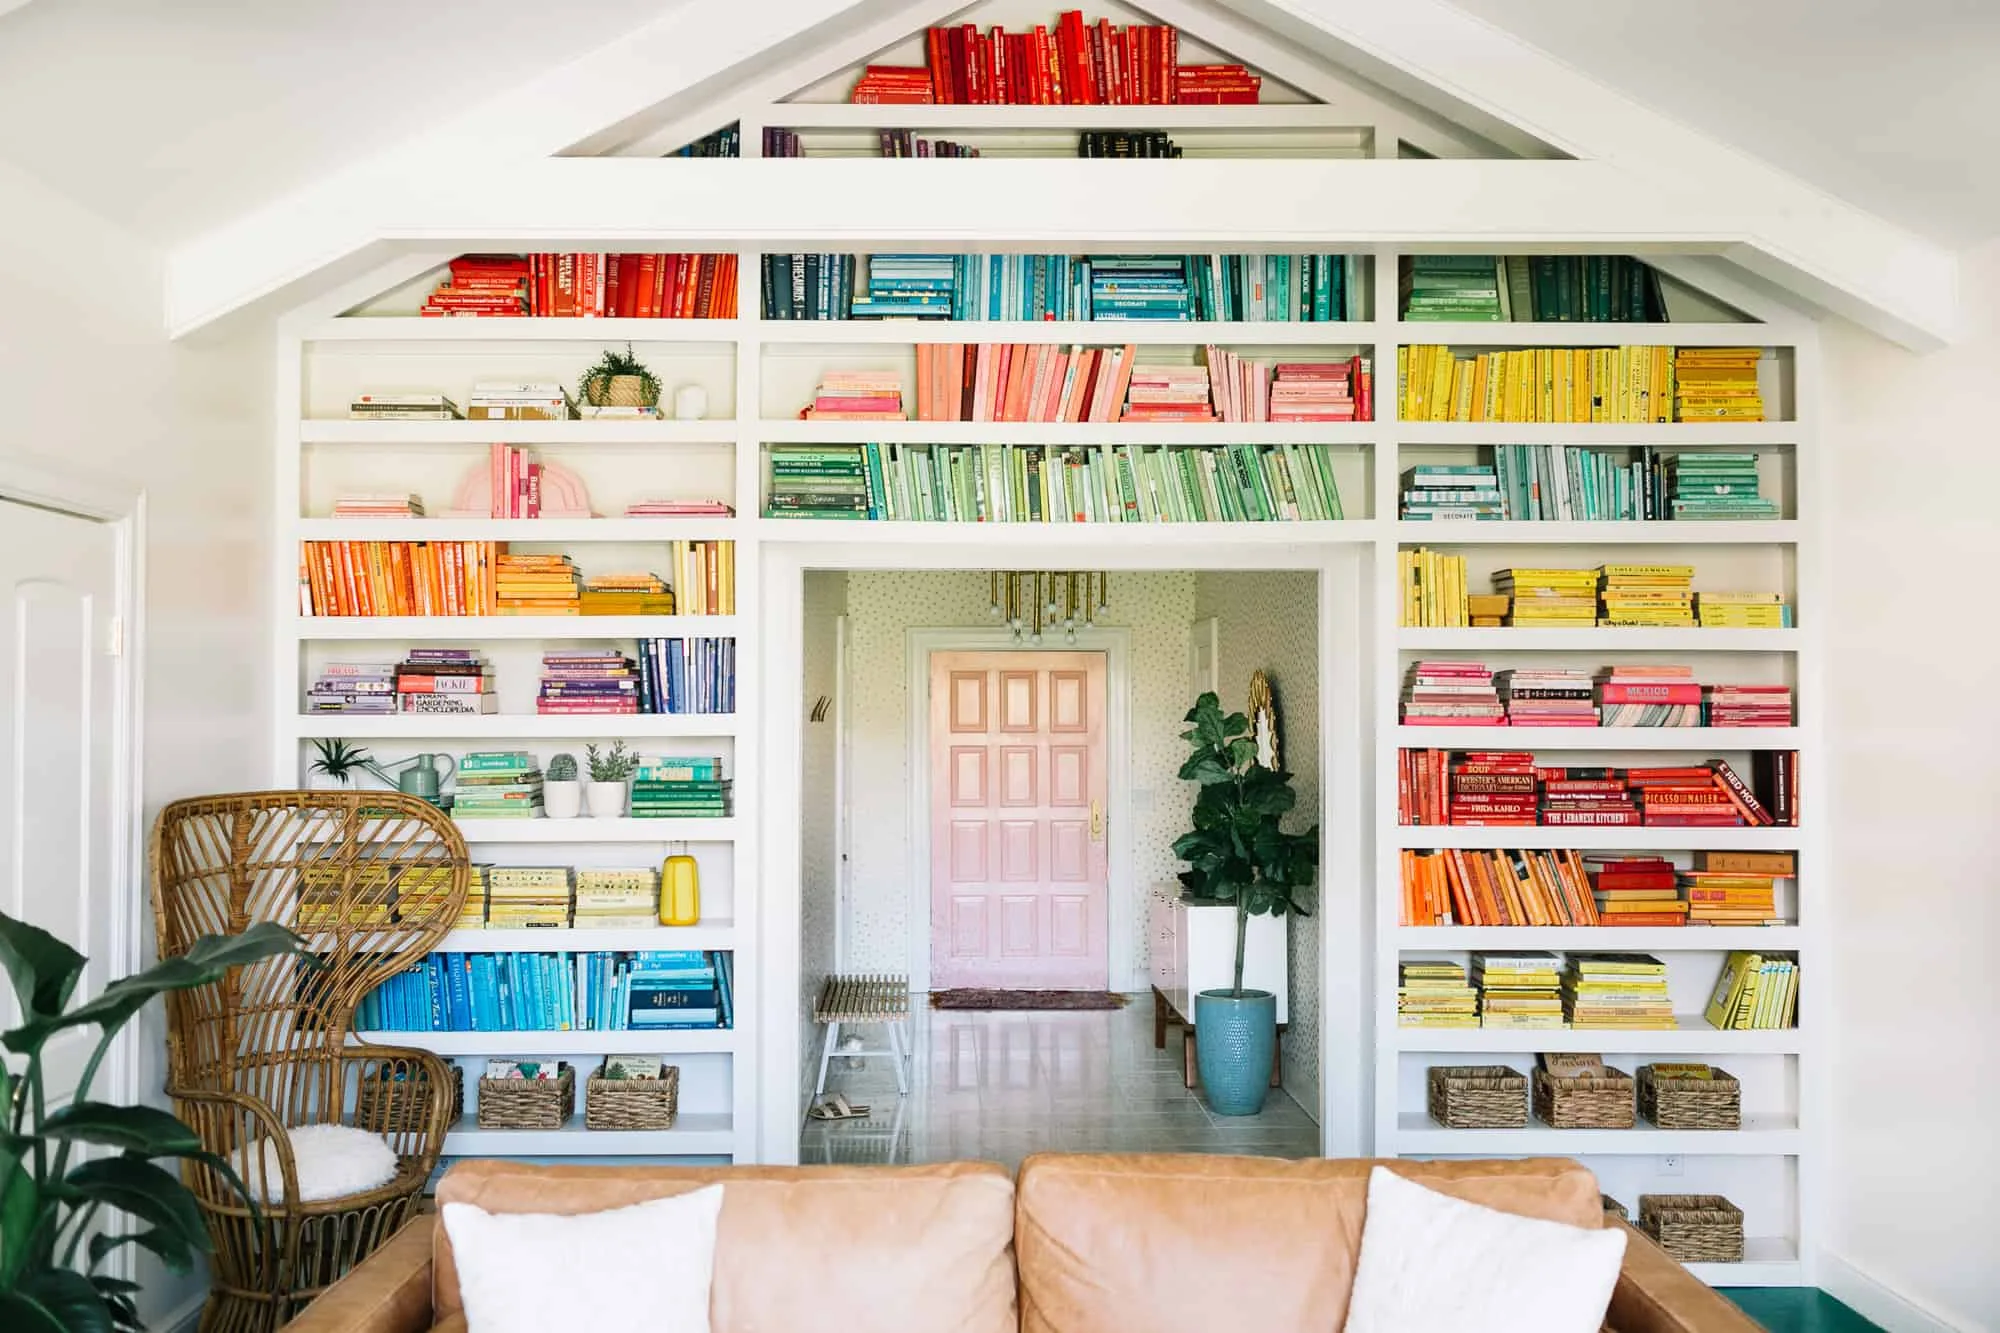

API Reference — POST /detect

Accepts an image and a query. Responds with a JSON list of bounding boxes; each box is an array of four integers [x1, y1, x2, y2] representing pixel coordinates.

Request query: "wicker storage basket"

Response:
[[1533, 1065, 1635, 1129], [1639, 1194, 1744, 1264], [585, 1064, 680, 1131], [476, 1064, 575, 1130], [1426, 1065, 1528, 1128], [1638, 1064, 1741, 1130], [356, 1061, 463, 1132]]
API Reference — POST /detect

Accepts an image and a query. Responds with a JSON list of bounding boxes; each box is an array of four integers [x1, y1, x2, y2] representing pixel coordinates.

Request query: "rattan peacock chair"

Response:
[[151, 790, 470, 1333]]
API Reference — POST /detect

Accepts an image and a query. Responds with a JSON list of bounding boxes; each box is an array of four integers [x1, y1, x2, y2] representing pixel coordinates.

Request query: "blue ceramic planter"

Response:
[[1195, 988, 1276, 1116]]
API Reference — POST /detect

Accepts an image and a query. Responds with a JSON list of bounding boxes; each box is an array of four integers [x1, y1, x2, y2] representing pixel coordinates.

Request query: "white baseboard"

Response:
[[1818, 1252, 1969, 1333], [154, 1291, 206, 1333]]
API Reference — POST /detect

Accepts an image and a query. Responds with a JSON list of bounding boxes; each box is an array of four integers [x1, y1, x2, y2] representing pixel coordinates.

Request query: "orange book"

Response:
[[1106, 343, 1139, 423], [1400, 852, 1418, 926], [1564, 851, 1601, 925], [1488, 853, 1525, 926]]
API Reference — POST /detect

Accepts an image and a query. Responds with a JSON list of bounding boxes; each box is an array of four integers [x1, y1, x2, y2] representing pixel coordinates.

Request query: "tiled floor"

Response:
[[800, 995, 1322, 1169]]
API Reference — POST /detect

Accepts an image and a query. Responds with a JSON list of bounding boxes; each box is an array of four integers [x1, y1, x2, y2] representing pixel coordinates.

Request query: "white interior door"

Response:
[[0, 497, 120, 1101]]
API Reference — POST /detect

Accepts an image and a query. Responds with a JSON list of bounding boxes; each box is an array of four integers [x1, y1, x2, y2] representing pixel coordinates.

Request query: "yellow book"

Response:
[[1430, 348, 1455, 422], [1705, 951, 1760, 1029], [1470, 354, 1490, 423], [1453, 358, 1476, 421]]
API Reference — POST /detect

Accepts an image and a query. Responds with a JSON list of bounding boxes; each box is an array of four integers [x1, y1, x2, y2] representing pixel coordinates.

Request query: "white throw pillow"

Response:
[[443, 1185, 724, 1333], [253, 1124, 398, 1203], [1343, 1166, 1625, 1333]]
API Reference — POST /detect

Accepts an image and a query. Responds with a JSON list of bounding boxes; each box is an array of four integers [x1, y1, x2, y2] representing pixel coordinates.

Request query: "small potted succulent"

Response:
[[585, 741, 635, 818], [307, 738, 372, 789], [544, 751, 582, 819], [577, 345, 660, 409]]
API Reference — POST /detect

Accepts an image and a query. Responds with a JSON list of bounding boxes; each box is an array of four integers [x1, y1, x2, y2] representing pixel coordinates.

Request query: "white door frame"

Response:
[[0, 457, 147, 1278], [904, 627, 1133, 995]]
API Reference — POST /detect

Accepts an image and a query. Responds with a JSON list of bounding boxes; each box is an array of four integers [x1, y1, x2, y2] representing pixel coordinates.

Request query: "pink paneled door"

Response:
[[930, 651, 1109, 990]]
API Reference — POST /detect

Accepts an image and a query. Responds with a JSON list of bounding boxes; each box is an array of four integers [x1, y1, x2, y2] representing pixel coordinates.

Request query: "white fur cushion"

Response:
[[443, 1186, 724, 1333], [1343, 1166, 1626, 1333], [253, 1124, 399, 1203]]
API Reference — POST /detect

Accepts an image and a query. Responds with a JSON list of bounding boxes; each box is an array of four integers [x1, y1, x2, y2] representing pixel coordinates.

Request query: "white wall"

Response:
[[1192, 572, 1324, 1120], [0, 161, 270, 1329], [841, 571, 1195, 987], [797, 571, 846, 1114], [1818, 240, 2000, 1333]]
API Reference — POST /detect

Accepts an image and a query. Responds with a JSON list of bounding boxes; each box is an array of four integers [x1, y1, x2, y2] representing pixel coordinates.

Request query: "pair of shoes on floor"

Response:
[[808, 1093, 871, 1121]]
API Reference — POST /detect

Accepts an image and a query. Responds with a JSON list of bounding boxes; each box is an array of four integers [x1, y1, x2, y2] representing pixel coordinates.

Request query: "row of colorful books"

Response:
[[1397, 751, 1796, 827], [1400, 849, 1792, 928], [1398, 554, 1792, 629], [455, 865, 674, 930], [765, 442, 1345, 524], [309, 650, 493, 716], [1399, 256, 1670, 323], [1401, 661, 1793, 728], [1401, 450, 1778, 522], [420, 254, 737, 319], [354, 950, 734, 1032], [1705, 951, 1800, 1029], [853, 16, 1249, 105], [1400, 953, 1680, 1031], [299, 542, 733, 618], [1397, 346, 1767, 424]]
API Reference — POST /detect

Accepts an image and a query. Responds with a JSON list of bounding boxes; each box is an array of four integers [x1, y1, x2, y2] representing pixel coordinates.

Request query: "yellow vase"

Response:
[[660, 854, 701, 927]]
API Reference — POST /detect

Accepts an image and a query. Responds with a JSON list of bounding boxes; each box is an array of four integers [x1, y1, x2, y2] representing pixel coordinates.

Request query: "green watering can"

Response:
[[362, 753, 456, 805]]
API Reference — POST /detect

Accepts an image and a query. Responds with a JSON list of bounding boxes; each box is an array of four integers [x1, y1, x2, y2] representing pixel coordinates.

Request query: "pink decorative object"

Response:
[[441, 450, 593, 518]]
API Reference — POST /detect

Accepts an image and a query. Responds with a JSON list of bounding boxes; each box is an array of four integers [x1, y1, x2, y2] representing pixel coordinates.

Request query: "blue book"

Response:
[[473, 955, 499, 1031], [427, 957, 445, 1031], [446, 955, 470, 1031]]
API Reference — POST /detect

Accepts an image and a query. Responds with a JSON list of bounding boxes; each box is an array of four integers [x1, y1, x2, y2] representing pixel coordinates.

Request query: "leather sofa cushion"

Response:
[[433, 1160, 1016, 1333], [1015, 1154, 1604, 1333]]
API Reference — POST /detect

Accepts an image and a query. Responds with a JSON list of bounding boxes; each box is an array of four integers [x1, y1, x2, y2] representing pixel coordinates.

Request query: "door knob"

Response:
[[1090, 800, 1104, 841]]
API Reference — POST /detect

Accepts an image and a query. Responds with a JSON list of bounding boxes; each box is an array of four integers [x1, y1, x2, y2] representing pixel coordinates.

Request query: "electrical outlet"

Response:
[[1659, 1154, 1683, 1176]]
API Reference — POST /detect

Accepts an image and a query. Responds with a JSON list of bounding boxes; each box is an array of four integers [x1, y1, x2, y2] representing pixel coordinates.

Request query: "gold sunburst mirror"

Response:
[[1247, 670, 1280, 771]]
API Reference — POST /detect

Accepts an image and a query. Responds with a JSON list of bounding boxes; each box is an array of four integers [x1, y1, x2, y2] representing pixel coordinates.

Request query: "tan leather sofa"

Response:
[[288, 1154, 1760, 1332]]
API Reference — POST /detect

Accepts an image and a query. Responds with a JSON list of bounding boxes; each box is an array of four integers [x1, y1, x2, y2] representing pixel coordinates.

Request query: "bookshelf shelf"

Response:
[[435, 921, 737, 952], [305, 317, 743, 344], [1389, 1111, 1801, 1157], [1687, 1239, 1801, 1288], [448, 817, 739, 844], [1396, 926, 1801, 952], [1392, 521, 1797, 545], [1394, 826, 1799, 852], [1391, 322, 1766, 348], [1397, 628, 1798, 653], [443, 1112, 737, 1158], [296, 519, 742, 542], [760, 419, 1379, 446], [361, 1029, 736, 1056], [289, 714, 738, 740], [1392, 422, 1797, 447], [770, 103, 1357, 131], [1392, 725, 1802, 750], [300, 420, 739, 446], [295, 615, 739, 640], [1392, 1015, 1805, 1055], [757, 318, 1378, 346]]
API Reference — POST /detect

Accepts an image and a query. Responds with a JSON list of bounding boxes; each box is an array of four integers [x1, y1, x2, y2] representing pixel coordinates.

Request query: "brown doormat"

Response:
[[931, 989, 1129, 1011]]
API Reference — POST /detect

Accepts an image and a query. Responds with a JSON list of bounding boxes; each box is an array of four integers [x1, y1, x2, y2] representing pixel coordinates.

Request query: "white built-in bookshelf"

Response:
[[268, 2, 1821, 1285]]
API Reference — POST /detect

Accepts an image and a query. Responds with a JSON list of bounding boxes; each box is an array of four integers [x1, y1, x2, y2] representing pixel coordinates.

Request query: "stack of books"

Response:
[[669, 540, 734, 615], [307, 661, 396, 714], [1400, 256, 1506, 321], [573, 869, 660, 929], [631, 755, 730, 818], [636, 637, 736, 714], [1400, 661, 1503, 726], [484, 865, 572, 927], [390, 864, 471, 929], [354, 949, 734, 1032], [1696, 592, 1791, 628], [458, 866, 490, 928], [297, 864, 393, 930], [1631, 763, 1754, 827], [423, 254, 736, 319], [849, 254, 951, 319], [1120, 365, 1214, 422], [1587, 857, 1688, 926], [1397, 961, 1479, 1028], [762, 253, 859, 320], [877, 132, 977, 157], [1398, 549, 1469, 627], [1468, 594, 1510, 627], [1681, 862, 1782, 925], [1490, 444, 1653, 520], [620, 951, 729, 1029], [331, 494, 424, 518], [494, 554, 581, 615], [1673, 348, 1765, 422], [1497, 568, 1598, 627], [909, 342, 1138, 422], [1597, 665, 1701, 726], [1398, 848, 1601, 926], [1667, 453, 1779, 520], [537, 651, 641, 715], [800, 371, 906, 421], [625, 499, 734, 518], [1399, 345, 1676, 424], [1706, 951, 1799, 1029], [422, 256, 531, 317], [1563, 954, 1675, 1030], [1705, 683, 1792, 726], [849, 66, 936, 103], [1539, 768, 1641, 827], [1498, 668, 1597, 725], [1598, 564, 1695, 627], [1175, 63, 1259, 103], [1090, 255, 1194, 320], [453, 753, 545, 821], [766, 447, 868, 519], [1401, 464, 1503, 521], [1265, 361, 1361, 422], [396, 649, 494, 716], [349, 393, 460, 421], [1473, 953, 1565, 1028], [1447, 751, 1538, 826], [579, 572, 673, 616], [466, 381, 576, 422]]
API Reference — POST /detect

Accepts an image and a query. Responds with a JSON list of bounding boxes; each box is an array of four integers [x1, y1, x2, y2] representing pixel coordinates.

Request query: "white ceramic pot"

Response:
[[585, 781, 627, 818], [543, 780, 582, 820], [673, 383, 708, 420]]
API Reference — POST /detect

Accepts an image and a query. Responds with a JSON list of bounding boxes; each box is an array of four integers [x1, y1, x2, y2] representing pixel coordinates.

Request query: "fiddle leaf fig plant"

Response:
[[0, 911, 306, 1332], [1171, 691, 1319, 996]]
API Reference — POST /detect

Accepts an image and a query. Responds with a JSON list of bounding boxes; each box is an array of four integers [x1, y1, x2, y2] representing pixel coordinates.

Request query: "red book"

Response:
[[1600, 683, 1703, 703], [1164, 26, 1179, 103], [927, 29, 949, 102], [1090, 20, 1111, 105]]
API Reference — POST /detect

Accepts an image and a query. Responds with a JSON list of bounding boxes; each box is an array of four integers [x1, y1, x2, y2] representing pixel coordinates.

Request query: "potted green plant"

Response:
[[544, 752, 582, 820], [1171, 691, 1318, 1115], [577, 345, 660, 410], [585, 741, 635, 818], [307, 738, 372, 788], [0, 911, 303, 1331]]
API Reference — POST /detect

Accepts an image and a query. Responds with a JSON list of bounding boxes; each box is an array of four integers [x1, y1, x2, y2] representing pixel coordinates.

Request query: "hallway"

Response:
[[801, 996, 1320, 1169]]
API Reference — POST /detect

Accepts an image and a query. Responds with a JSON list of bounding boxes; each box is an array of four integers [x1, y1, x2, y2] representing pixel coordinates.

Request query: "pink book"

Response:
[[1105, 344, 1138, 424], [972, 344, 993, 423]]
